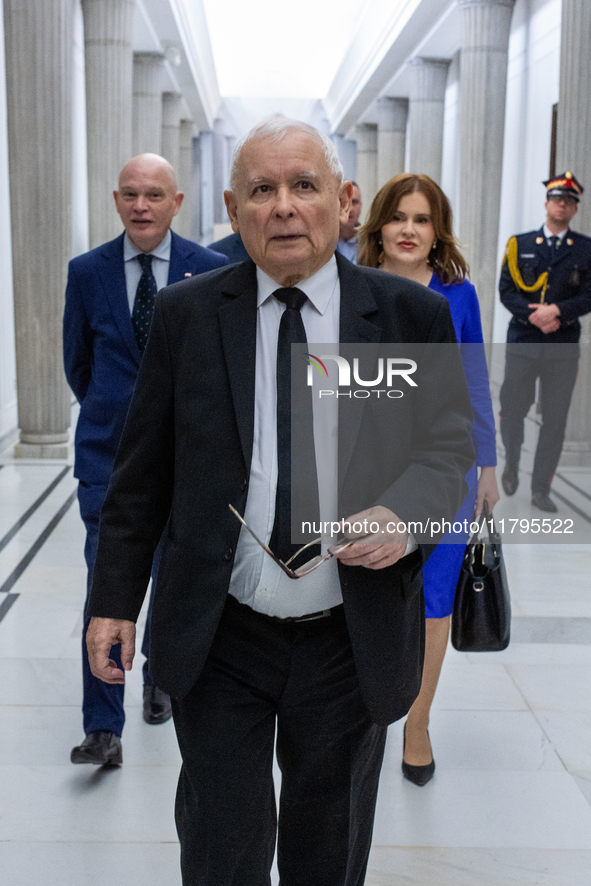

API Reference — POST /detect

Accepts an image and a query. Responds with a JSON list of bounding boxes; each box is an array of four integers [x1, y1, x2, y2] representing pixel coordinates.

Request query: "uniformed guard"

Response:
[[499, 171, 591, 511]]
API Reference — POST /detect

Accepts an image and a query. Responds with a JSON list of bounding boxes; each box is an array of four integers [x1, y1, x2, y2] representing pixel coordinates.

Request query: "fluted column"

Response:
[[377, 97, 408, 186], [407, 58, 449, 183], [199, 131, 215, 243], [132, 51, 164, 156], [556, 0, 591, 465], [4, 0, 72, 457], [82, 0, 134, 248], [161, 92, 182, 173], [176, 119, 194, 238], [458, 0, 516, 342], [354, 124, 377, 221], [212, 117, 229, 225], [332, 134, 357, 182]]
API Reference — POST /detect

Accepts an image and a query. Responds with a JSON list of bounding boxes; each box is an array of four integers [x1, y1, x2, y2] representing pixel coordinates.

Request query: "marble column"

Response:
[[377, 97, 408, 186], [458, 0, 516, 342], [82, 0, 135, 249], [176, 118, 194, 238], [407, 58, 449, 183], [556, 0, 591, 465], [132, 51, 164, 156], [161, 92, 182, 173], [3, 0, 72, 457], [199, 131, 215, 243], [354, 124, 377, 221], [212, 117, 229, 225]]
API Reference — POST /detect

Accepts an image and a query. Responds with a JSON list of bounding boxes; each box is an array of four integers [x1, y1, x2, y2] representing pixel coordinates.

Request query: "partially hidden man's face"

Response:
[[224, 132, 351, 287]]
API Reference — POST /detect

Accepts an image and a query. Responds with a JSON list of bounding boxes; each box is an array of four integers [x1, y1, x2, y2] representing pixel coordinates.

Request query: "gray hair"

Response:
[[230, 115, 344, 190]]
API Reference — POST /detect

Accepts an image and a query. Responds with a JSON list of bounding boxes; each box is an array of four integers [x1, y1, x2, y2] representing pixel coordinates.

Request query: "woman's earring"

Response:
[[431, 240, 437, 250], [377, 239, 384, 265]]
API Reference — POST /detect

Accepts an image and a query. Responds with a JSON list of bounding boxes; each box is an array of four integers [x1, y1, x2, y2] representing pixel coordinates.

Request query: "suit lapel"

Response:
[[336, 254, 382, 483], [218, 260, 258, 468], [167, 230, 195, 283], [550, 228, 575, 267], [98, 234, 142, 365]]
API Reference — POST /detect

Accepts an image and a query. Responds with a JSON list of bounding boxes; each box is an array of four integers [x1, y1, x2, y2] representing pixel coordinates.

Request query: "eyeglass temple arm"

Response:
[[228, 504, 298, 579]]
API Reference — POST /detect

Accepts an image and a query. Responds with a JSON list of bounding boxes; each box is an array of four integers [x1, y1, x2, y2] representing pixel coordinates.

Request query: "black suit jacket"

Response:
[[89, 254, 474, 725]]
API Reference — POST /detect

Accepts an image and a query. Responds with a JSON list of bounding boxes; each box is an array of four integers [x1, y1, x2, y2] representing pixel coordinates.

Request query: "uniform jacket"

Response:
[[500, 226, 591, 345], [63, 230, 228, 487], [88, 254, 474, 725]]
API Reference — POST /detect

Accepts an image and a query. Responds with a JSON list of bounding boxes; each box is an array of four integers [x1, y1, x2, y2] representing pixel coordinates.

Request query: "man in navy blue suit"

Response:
[[64, 153, 228, 764], [499, 171, 591, 512]]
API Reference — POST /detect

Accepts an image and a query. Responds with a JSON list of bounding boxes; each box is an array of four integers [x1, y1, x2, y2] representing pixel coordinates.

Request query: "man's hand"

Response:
[[334, 505, 408, 570], [528, 303, 561, 334], [86, 617, 136, 684]]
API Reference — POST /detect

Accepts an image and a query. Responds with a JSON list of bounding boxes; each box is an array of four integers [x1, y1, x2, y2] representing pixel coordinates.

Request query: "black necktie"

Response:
[[550, 235, 560, 253], [270, 288, 320, 566], [132, 253, 158, 351]]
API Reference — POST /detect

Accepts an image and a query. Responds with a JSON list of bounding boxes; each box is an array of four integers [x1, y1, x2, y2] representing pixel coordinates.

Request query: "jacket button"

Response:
[[224, 547, 233, 561], [241, 478, 248, 492]]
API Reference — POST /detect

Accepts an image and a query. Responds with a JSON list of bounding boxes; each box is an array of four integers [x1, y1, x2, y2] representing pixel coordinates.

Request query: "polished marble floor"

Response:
[[1, 417, 591, 885]]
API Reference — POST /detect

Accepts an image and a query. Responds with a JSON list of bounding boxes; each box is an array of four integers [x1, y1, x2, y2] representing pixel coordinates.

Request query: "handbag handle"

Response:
[[467, 500, 501, 545]]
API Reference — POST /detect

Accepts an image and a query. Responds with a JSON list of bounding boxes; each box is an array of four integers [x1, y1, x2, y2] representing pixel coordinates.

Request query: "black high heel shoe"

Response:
[[401, 721, 435, 786]]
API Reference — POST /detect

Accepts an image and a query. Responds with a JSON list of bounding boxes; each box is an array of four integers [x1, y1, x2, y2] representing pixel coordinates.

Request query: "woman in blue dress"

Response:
[[358, 173, 499, 785]]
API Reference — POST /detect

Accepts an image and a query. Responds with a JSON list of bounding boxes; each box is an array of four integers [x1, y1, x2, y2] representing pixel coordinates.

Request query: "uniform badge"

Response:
[[185, 272, 192, 277], [567, 238, 573, 246], [536, 237, 543, 244]]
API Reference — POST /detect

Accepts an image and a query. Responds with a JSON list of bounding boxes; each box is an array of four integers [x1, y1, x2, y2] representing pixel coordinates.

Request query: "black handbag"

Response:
[[451, 501, 511, 652]]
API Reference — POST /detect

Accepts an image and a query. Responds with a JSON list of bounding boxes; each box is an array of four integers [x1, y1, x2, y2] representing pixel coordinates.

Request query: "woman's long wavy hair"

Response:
[[357, 173, 468, 284]]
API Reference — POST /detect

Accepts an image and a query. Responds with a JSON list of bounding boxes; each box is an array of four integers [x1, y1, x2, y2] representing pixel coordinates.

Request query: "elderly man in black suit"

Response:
[[86, 117, 473, 886]]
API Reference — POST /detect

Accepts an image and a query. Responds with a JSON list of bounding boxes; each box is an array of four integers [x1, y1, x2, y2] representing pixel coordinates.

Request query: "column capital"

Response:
[[409, 58, 451, 103], [377, 97, 408, 133], [458, 0, 515, 8], [354, 123, 377, 153]]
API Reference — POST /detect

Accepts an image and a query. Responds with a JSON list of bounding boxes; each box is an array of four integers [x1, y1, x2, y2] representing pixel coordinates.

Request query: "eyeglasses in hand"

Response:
[[229, 504, 353, 579]]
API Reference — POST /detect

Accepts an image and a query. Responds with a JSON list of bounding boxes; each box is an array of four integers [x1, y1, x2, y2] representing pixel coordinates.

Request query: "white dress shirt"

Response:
[[228, 255, 415, 617], [543, 224, 567, 247], [123, 230, 172, 311], [228, 256, 343, 617]]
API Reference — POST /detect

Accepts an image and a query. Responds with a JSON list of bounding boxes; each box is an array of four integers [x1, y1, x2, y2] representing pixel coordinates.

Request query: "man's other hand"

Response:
[[334, 505, 409, 569], [86, 617, 136, 684]]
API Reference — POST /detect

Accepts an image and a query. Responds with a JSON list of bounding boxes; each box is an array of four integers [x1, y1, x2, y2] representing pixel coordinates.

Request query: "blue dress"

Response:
[[422, 275, 497, 618]]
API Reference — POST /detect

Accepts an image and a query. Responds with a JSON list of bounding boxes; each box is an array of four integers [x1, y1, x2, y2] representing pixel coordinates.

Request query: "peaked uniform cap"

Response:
[[543, 171, 584, 201]]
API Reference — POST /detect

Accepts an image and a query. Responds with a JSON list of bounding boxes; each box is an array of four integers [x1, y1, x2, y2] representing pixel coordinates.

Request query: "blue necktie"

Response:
[[132, 253, 158, 351]]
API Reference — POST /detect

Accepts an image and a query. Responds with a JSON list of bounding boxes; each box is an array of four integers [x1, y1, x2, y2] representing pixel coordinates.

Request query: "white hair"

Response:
[[230, 115, 344, 190]]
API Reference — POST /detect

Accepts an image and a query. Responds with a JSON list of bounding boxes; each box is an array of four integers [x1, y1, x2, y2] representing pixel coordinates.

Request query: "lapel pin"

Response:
[[184, 272, 192, 277], [567, 238, 573, 246], [536, 237, 543, 244]]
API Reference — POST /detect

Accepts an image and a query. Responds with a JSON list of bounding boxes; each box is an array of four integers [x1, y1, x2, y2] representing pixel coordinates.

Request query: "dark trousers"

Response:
[[172, 595, 387, 886], [78, 482, 155, 736], [499, 351, 578, 493]]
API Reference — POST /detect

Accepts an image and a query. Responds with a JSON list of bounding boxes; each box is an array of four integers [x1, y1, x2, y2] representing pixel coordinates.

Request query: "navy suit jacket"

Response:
[[63, 230, 228, 489], [208, 232, 250, 264], [500, 226, 591, 345]]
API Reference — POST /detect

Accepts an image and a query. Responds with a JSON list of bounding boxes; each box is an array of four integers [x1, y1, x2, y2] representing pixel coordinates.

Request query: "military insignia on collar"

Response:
[[536, 237, 544, 244], [567, 238, 574, 246]]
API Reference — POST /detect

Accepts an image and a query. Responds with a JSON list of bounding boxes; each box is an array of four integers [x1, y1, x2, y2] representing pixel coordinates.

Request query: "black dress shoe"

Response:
[[532, 491, 558, 513], [143, 685, 172, 725], [501, 463, 519, 496], [71, 731, 122, 765], [401, 722, 435, 786]]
